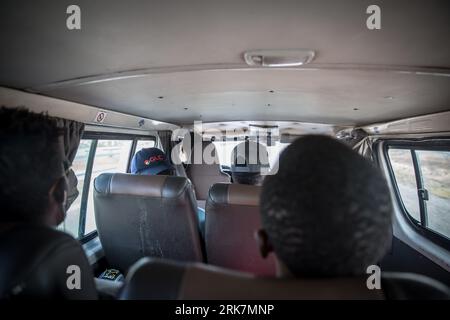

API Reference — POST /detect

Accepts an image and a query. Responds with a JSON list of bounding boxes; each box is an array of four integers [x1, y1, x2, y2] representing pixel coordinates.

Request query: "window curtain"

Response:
[[158, 130, 173, 160], [348, 129, 376, 160], [54, 118, 85, 210], [353, 137, 374, 159]]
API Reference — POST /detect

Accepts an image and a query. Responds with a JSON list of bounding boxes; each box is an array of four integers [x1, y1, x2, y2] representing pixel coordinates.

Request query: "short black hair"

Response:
[[232, 172, 264, 185], [0, 107, 64, 223], [260, 135, 392, 277]]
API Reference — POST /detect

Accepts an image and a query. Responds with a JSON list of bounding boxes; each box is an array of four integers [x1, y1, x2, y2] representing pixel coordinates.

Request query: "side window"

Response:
[[387, 146, 450, 242], [415, 150, 450, 238], [61, 138, 133, 239], [387, 149, 421, 222], [62, 139, 93, 238], [85, 140, 133, 235], [135, 139, 156, 153], [212, 140, 289, 170]]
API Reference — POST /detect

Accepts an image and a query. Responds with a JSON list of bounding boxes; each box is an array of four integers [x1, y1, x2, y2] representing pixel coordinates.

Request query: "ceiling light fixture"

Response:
[[244, 49, 315, 67]]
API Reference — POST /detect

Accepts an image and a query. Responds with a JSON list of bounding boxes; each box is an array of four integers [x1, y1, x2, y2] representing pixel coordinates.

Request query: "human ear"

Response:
[[255, 229, 274, 259], [48, 176, 68, 226]]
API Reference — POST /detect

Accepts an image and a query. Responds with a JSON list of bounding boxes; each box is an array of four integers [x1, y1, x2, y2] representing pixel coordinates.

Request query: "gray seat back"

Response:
[[94, 173, 204, 273]]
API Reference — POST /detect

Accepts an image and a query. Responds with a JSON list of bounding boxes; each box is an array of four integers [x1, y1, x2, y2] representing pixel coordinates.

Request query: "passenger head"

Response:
[[257, 135, 392, 277], [131, 147, 173, 175], [0, 107, 68, 226], [230, 141, 268, 185]]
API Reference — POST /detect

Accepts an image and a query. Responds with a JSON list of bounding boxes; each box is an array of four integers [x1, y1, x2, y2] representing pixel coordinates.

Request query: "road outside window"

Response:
[[85, 140, 132, 234], [388, 147, 450, 240], [62, 139, 93, 237]]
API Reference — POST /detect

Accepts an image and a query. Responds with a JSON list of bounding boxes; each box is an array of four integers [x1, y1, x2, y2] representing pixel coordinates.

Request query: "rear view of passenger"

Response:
[[230, 141, 268, 186], [0, 107, 97, 299], [122, 135, 450, 299], [257, 135, 393, 277], [131, 147, 174, 176]]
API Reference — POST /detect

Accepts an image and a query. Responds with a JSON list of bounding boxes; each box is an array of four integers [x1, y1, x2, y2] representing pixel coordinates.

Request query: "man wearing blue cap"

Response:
[[131, 147, 174, 176]]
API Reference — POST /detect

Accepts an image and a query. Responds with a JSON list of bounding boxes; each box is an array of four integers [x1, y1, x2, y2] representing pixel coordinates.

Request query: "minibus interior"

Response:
[[0, 0, 449, 301]]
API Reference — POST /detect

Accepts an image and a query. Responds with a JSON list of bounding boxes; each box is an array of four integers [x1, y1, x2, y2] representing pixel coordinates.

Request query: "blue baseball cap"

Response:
[[131, 147, 173, 175]]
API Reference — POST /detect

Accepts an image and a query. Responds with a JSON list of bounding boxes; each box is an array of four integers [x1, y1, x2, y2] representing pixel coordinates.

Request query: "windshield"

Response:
[[213, 140, 290, 170]]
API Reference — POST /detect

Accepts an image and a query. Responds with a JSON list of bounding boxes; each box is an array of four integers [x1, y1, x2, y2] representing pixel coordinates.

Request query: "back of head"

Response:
[[260, 135, 392, 277], [0, 107, 64, 224], [230, 141, 268, 185], [131, 147, 173, 175]]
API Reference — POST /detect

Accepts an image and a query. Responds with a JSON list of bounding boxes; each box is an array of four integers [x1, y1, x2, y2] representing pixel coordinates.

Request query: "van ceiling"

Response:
[[1, 0, 449, 126]]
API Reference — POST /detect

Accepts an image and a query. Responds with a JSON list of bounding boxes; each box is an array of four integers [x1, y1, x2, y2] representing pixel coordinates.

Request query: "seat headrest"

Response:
[[120, 258, 386, 300], [0, 224, 98, 299], [94, 173, 191, 198], [208, 183, 261, 206], [381, 272, 450, 300], [121, 258, 450, 300]]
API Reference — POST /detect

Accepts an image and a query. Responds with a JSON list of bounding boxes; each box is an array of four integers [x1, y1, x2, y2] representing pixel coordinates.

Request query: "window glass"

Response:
[[61, 139, 93, 238], [265, 141, 290, 169], [85, 140, 133, 235], [416, 150, 450, 238], [213, 140, 289, 170], [135, 139, 156, 153], [388, 149, 421, 221], [213, 141, 241, 167], [388, 147, 450, 240]]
